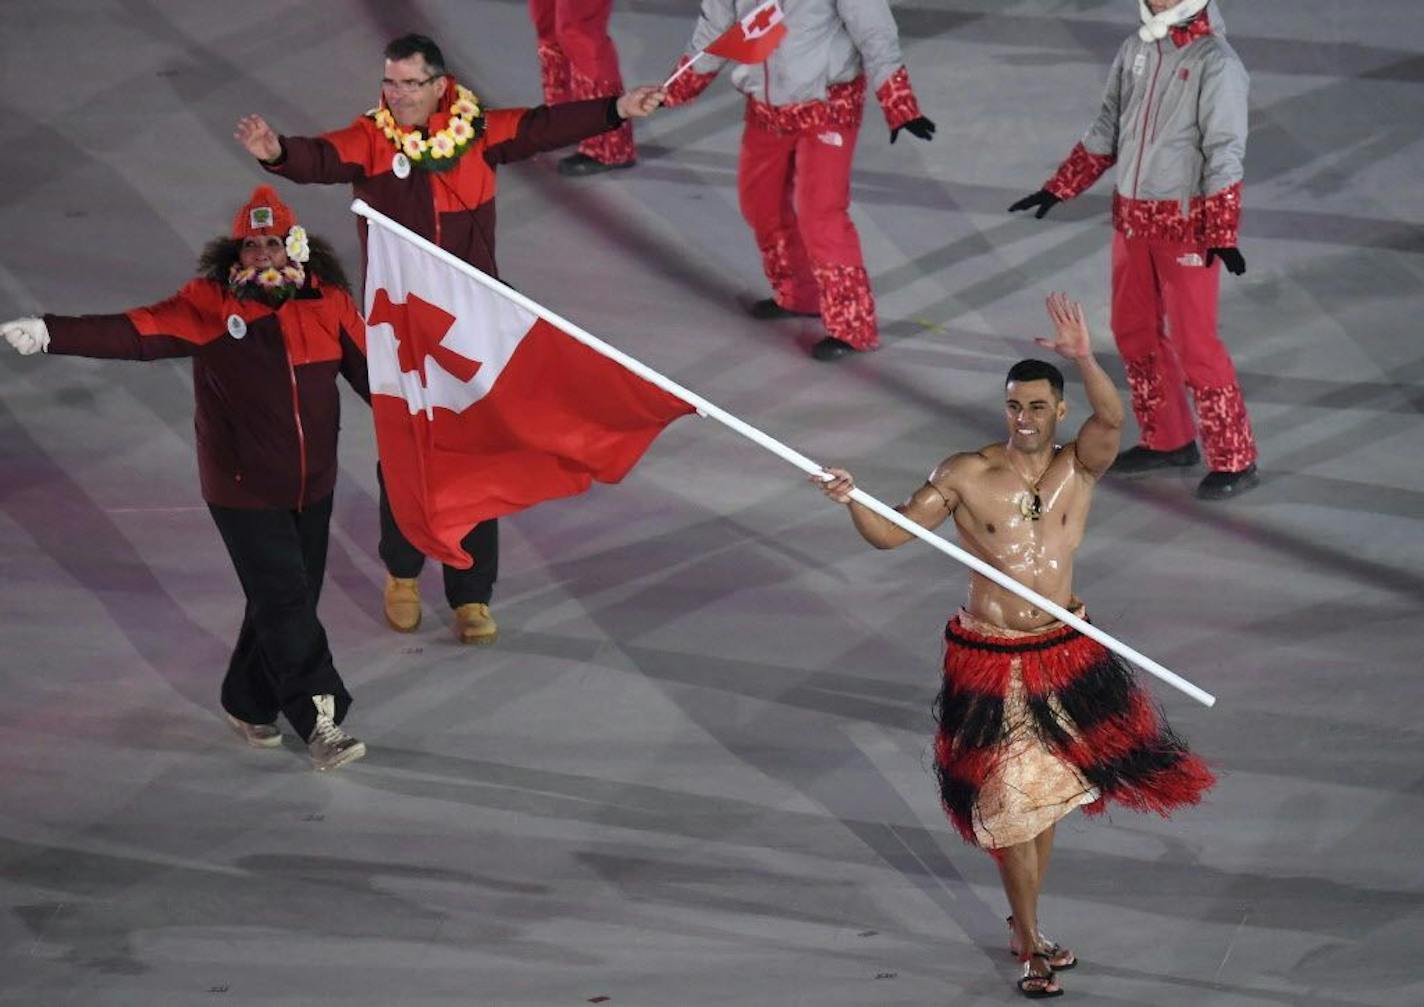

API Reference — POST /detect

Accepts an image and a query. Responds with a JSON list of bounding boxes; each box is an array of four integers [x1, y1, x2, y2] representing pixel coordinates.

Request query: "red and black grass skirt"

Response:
[[933, 609, 1215, 850]]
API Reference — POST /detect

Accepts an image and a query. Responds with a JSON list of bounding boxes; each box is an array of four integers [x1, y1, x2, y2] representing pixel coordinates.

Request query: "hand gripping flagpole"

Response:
[[351, 200, 1216, 708]]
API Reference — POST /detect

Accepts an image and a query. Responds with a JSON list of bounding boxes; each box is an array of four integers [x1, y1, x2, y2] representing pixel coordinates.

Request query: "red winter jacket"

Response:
[[264, 82, 620, 277], [45, 276, 369, 511]]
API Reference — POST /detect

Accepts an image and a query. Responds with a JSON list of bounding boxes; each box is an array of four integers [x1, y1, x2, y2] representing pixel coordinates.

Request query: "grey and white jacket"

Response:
[[664, 0, 922, 133], [1043, 0, 1247, 246]]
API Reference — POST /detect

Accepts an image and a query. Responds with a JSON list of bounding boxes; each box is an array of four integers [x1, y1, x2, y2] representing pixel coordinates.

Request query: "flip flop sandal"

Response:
[[1017, 953, 1064, 999], [1008, 915, 1078, 970]]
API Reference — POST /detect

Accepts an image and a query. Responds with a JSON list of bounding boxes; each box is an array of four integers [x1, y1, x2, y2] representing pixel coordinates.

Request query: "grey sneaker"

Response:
[[307, 695, 366, 772], [225, 713, 282, 749]]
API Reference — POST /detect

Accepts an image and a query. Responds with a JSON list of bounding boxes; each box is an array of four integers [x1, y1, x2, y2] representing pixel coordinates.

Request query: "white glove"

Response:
[[2, 317, 49, 355]]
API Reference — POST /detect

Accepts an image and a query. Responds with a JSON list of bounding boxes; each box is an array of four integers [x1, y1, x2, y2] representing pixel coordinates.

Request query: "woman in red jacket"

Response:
[[1, 186, 370, 772]]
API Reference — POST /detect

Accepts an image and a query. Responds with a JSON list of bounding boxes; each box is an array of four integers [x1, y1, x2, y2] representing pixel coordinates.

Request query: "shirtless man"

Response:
[[816, 293, 1214, 998]]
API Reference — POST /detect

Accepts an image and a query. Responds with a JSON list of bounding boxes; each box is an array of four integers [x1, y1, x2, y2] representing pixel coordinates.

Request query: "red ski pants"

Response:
[[738, 113, 878, 349], [1110, 232, 1256, 471], [528, 0, 633, 163]]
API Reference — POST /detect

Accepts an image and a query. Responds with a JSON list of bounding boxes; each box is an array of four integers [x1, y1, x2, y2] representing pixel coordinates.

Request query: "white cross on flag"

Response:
[[705, 0, 788, 64], [363, 218, 694, 569]]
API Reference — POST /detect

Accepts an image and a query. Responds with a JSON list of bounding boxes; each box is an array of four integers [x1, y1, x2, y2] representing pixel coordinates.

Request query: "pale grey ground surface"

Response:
[[1, 1, 1422, 1004]]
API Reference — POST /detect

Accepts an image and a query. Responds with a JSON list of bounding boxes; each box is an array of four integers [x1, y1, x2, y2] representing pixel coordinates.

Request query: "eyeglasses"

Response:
[[242, 237, 285, 251], [381, 74, 441, 94]]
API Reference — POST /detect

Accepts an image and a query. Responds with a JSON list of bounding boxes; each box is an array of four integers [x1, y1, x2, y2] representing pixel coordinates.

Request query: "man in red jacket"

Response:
[[1, 187, 370, 772], [234, 33, 664, 644]]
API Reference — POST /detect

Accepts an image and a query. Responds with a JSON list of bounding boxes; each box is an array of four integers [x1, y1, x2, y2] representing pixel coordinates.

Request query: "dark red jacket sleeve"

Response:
[[46, 313, 197, 360], [45, 279, 224, 360], [264, 120, 371, 185], [482, 100, 619, 166], [332, 289, 371, 404]]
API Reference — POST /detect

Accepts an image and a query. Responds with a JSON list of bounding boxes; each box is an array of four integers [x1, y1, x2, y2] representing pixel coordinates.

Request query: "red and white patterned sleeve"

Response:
[[874, 66, 922, 130]]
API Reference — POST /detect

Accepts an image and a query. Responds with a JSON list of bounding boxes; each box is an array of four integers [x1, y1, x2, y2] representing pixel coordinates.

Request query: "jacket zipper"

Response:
[[1130, 40, 1163, 200], [284, 343, 308, 511], [431, 173, 443, 248], [1148, 60, 1169, 144]]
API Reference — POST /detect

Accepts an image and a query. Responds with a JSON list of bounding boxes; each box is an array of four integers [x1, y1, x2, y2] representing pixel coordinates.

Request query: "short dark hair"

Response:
[[384, 33, 446, 74], [1005, 358, 1065, 398]]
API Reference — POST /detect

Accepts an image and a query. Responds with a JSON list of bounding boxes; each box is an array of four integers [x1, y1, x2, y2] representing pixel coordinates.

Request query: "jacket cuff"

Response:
[[41, 313, 71, 354], [1044, 142, 1116, 200], [875, 67, 921, 129], [1201, 181, 1243, 247], [663, 56, 718, 108], [259, 138, 288, 170]]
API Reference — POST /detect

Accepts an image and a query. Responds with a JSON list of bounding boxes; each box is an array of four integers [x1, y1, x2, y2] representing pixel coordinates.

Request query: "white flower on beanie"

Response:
[[285, 225, 310, 264]]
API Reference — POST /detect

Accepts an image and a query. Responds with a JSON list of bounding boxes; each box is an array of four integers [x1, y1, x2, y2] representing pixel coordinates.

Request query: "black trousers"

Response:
[[208, 494, 351, 742], [376, 465, 498, 607]]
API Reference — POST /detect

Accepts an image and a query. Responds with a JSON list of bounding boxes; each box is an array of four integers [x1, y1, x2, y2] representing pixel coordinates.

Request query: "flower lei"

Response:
[[370, 84, 485, 173], [228, 225, 310, 306]]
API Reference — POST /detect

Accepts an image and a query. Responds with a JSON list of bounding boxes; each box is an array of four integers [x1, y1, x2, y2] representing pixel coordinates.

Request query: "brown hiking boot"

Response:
[[453, 603, 498, 645], [383, 574, 421, 632]]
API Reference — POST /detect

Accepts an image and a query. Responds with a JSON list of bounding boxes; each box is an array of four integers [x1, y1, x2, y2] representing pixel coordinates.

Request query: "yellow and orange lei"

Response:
[[370, 84, 484, 173]]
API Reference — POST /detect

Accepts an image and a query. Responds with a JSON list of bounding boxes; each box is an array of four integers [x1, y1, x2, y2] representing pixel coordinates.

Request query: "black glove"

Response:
[[1206, 247, 1246, 276], [890, 116, 936, 144], [1008, 189, 1061, 219]]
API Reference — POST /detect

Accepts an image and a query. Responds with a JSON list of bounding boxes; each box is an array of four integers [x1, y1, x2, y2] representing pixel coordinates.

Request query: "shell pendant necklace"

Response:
[[1010, 456, 1050, 521]]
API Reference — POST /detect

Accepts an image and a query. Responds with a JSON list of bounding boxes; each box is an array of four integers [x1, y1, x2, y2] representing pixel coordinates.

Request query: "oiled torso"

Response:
[[940, 443, 1092, 631]]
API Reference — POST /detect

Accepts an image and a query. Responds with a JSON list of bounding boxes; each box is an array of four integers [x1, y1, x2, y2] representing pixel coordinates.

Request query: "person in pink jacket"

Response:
[[1011, 0, 1259, 500]]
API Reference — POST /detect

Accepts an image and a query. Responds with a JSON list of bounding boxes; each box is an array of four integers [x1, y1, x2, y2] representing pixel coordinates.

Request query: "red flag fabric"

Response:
[[704, 0, 787, 64], [364, 223, 694, 569]]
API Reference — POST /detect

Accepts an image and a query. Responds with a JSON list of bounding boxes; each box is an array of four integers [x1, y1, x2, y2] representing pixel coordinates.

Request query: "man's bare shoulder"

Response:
[[929, 447, 995, 489]]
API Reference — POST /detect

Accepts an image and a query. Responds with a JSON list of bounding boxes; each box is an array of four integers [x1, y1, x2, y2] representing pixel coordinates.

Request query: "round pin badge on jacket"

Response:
[[226, 314, 247, 339], [393, 152, 411, 179]]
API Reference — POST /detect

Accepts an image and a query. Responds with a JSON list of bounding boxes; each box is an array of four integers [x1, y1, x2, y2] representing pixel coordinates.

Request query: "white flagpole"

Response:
[[351, 199, 1216, 708], [662, 50, 705, 89]]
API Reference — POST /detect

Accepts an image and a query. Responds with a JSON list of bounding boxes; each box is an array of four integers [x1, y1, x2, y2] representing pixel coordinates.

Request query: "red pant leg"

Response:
[[528, 0, 571, 104], [1153, 242, 1257, 471], [739, 117, 820, 313], [555, 0, 634, 164], [1111, 232, 1196, 450], [792, 120, 877, 349], [554, 0, 619, 79]]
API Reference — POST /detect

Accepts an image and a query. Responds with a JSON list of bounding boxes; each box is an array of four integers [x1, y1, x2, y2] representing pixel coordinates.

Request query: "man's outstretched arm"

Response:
[[483, 87, 664, 166], [1038, 292, 1123, 477], [814, 460, 960, 550], [235, 114, 365, 185]]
